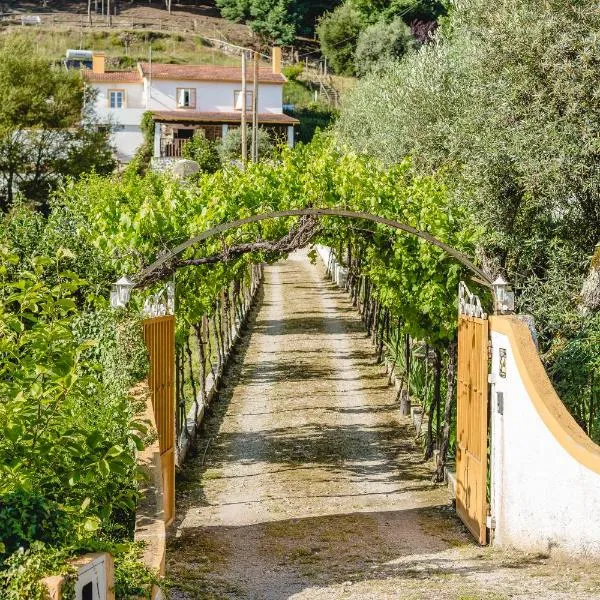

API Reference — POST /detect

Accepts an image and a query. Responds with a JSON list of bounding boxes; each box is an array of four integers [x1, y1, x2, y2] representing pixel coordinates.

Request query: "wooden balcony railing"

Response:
[[160, 138, 187, 158]]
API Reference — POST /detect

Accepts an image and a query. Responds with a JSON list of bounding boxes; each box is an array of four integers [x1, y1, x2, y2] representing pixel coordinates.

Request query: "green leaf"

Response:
[[106, 445, 124, 458], [98, 458, 110, 477]]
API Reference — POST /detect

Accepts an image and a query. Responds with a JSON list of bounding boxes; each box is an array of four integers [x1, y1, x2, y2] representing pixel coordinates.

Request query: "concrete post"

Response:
[[399, 389, 411, 416], [153, 122, 161, 158], [222, 123, 229, 138], [287, 125, 294, 148]]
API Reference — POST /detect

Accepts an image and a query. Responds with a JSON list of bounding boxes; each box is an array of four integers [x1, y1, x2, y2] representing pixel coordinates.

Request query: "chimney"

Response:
[[272, 47, 282, 75], [92, 52, 105, 74]]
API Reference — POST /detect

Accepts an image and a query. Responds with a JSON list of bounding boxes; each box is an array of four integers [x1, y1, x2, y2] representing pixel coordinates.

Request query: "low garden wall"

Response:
[[490, 316, 600, 556], [133, 382, 167, 599]]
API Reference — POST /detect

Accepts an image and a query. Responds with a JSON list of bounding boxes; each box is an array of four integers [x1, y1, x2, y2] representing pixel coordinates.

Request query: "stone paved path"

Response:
[[167, 250, 600, 600]]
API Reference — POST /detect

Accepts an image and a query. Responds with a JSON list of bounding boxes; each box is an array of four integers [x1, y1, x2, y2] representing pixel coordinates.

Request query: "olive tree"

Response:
[[354, 17, 413, 76]]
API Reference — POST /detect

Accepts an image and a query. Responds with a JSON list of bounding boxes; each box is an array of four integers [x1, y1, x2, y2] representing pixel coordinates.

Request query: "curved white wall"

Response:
[[490, 317, 600, 556]]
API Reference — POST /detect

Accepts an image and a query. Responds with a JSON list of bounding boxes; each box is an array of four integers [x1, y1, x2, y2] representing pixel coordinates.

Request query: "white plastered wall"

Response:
[[146, 80, 283, 114], [88, 78, 286, 161], [88, 82, 145, 162], [490, 317, 600, 556]]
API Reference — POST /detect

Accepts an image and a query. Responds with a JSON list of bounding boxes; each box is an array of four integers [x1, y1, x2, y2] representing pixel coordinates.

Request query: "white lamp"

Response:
[[110, 276, 135, 309], [492, 275, 515, 314]]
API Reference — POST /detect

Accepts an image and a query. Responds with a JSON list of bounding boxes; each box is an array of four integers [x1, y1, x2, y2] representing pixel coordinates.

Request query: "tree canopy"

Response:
[[0, 36, 115, 212], [216, 0, 340, 43], [337, 0, 600, 436]]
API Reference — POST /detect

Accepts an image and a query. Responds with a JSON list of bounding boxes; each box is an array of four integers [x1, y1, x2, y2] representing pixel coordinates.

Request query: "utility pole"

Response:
[[241, 50, 248, 166], [106, 0, 111, 25], [147, 45, 152, 109], [252, 50, 259, 163]]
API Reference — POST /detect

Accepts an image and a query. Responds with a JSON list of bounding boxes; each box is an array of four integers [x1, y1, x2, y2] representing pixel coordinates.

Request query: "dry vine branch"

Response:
[[135, 216, 321, 288]]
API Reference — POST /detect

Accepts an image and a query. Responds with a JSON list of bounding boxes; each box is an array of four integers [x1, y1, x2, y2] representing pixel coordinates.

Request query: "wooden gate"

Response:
[[456, 314, 489, 545], [143, 315, 175, 526]]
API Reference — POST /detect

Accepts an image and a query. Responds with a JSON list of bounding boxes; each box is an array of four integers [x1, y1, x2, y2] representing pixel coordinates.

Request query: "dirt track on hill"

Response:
[[167, 249, 600, 600]]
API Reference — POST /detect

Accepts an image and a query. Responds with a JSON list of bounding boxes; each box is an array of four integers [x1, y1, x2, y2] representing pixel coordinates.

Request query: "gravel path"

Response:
[[167, 250, 600, 600]]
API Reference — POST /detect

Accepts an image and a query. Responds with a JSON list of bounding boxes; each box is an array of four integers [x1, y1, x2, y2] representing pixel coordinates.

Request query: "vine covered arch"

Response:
[[133, 208, 493, 291]]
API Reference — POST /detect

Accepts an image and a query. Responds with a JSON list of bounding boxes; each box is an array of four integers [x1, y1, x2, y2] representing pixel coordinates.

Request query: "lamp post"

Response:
[[492, 276, 515, 315], [110, 276, 135, 309]]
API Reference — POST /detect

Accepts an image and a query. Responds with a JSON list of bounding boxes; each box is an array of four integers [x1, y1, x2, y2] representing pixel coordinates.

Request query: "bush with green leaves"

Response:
[[336, 0, 600, 438], [317, 4, 364, 75], [249, 0, 296, 43], [0, 236, 154, 595], [354, 17, 412, 76], [288, 105, 338, 143], [218, 126, 274, 162], [282, 63, 304, 81], [131, 111, 156, 173], [348, 0, 445, 24], [181, 131, 222, 174], [216, 0, 340, 41], [0, 252, 146, 544], [0, 35, 115, 211], [0, 539, 161, 600]]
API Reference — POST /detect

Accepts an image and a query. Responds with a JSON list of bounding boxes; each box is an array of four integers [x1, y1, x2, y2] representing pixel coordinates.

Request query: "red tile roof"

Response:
[[139, 62, 286, 84], [82, 70, 142, 83], [152, 110, 299, 125]]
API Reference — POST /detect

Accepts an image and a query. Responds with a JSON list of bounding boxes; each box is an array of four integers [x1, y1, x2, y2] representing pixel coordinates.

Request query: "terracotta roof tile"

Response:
[[82, 70, 142, 83], [139, 62, 286, 84], [152, 110, 299, 125]]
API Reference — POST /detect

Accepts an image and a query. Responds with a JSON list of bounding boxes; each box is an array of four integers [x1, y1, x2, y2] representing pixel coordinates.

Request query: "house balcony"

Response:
[[160, 138, 187, 158], [152, 111, 300, 159]]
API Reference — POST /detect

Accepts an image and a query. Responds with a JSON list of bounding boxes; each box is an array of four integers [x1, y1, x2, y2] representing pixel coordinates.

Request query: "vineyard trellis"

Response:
[[131, 207, 495, 487], [133, 208, 494, 289]]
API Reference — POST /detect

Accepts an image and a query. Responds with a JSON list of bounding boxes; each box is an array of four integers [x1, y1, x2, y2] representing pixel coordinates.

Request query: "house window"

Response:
[[234, 90, 253, 111], [109, 89, 125, 109], [177, 88, 196, 108]]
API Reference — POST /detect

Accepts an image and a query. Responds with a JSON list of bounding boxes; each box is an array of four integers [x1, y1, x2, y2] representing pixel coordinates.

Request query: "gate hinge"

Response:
[[486, 515, 496, 530], [488, 373, 496, 384]]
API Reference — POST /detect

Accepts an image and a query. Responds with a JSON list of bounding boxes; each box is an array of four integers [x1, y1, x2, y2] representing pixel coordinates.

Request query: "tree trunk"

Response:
[[176, 346, 187, 440], [194, 321, 207, 407], [433, 340, 458, 483], [186, 334, 198, 422]]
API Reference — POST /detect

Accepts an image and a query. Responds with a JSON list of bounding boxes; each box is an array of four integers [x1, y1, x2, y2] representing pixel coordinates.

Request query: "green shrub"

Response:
[[349, 0, 445, 24], [282, 63, 304, 80], [0, 543, 76, 600], [131, 111, 155, 173], [354, 17, 412, 76], [288, 105, 338, 143], [317, 4, 364, 76], [181, 131, 222, 174], [283, 79, 315, 107], [0, 252, 144, 546], [218, 126, 274, 161], [0, 492, 69, 560]]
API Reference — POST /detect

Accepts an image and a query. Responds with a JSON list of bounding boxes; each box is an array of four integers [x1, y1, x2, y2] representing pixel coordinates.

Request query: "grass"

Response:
[[283, 79, 315, 107], [0, 26, 246, 67]]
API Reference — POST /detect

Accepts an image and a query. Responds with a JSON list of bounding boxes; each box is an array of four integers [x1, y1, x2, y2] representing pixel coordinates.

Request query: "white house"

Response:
[[83, 49, 298, 162]]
